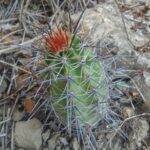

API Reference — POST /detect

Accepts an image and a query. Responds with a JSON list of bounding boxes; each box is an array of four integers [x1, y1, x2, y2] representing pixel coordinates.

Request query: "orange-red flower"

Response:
[[43, 28, 71, 53]]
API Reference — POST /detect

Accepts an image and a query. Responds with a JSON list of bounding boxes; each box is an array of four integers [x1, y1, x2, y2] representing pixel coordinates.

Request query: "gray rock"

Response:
[[74, 1, 149, 52], [126, 118, 149, 149], [143, 71, 150, 87], [14, 118, 42, 150]]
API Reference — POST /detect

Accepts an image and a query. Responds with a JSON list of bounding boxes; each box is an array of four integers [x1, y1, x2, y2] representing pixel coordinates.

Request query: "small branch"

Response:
[[114, 0, 135, 49], [107, 113, 150, 147], [0, 35, 41, 55], [0, 60, 32, 75]]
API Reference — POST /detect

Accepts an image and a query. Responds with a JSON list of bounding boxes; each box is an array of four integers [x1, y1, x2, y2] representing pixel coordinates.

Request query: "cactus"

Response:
[[42, 28, 109, 130]]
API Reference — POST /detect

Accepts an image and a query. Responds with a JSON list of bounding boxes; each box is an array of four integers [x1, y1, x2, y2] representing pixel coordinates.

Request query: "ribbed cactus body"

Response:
[[45, 36, 108, 127]]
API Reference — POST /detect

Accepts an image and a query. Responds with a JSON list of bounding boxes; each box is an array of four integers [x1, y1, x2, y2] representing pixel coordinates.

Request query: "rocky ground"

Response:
[[0, 0, 150, 149]]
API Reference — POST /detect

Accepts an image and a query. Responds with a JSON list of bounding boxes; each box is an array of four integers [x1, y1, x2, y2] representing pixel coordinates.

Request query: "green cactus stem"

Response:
[[43, 31, 109, 128]]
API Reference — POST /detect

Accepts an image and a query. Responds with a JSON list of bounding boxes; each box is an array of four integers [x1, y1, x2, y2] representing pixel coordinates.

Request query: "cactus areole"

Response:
[[43, 28, 109, 127]]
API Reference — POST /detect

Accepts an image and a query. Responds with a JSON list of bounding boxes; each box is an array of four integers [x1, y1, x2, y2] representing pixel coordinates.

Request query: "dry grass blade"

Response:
[[0, 60, 32, 75], [0, 35, 41, 55]]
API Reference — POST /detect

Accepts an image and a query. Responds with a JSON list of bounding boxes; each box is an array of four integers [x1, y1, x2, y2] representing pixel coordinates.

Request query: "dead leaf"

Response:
[[132, 5, 149, 19], [24, 98, 36, 113], [1, 0, 11, 5], [16, 73, 29, 88], [122, 107, 134, 118]]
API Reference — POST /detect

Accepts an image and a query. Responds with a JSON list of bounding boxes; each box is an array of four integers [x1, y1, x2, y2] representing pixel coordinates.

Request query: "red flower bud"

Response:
[[43, 28, 71, 53]]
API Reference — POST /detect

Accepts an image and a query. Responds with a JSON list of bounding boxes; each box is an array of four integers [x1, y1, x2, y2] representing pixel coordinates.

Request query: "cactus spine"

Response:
[[43, 29, 109, 130]]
